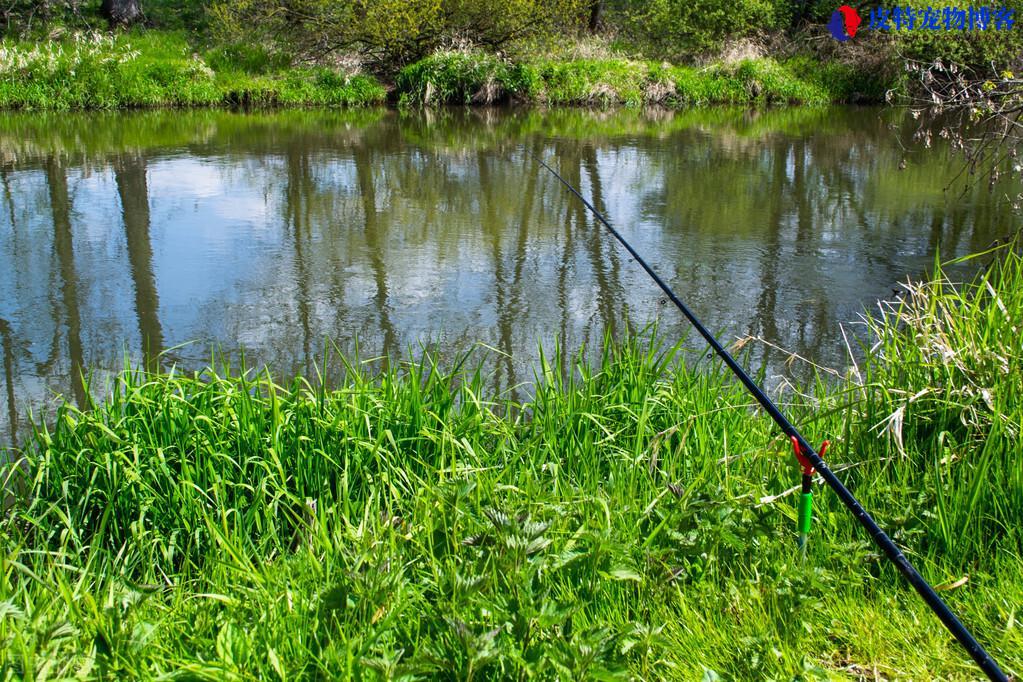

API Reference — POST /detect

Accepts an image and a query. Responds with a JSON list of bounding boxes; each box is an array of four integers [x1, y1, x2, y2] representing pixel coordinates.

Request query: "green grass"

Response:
[[0, 32, 891, 111], [0, 32, 386, 110], [396, 51, 892, 107], [395, 52, 527, 106], [1, 246, 1020, 679]]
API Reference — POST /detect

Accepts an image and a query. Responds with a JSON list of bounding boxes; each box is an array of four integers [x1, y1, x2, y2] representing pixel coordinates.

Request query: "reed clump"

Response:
[[1, 247, 1020, 679]]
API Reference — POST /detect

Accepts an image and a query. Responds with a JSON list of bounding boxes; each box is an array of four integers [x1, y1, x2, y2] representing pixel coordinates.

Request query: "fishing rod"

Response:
[[536, 156, 1008, 682]]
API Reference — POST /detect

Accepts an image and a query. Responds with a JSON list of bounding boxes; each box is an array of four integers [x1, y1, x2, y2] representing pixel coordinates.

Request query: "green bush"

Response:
[[786, 56, 896, 103], [892, 0, 1023, 69], [210, 0, 586, 72], [139, 0, 210, 31], [610, 0, 779, 57], [530, 58, 648, 105], [396, 51, 525, 105], [766, 0, 839, 29], [650, 58, 864, 106], [1, 0, 211, 36], [397, 53, 657, 107], [396, 52, 891, 107], [203, 42, 291, 74]]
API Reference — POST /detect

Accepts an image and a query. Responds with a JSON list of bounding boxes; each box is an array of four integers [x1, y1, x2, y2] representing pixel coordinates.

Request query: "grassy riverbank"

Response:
[[0, 32, 386, 110], [1, 231, 1020, 681], [396, 52, 887, 107], [0, 31, 889, 111]]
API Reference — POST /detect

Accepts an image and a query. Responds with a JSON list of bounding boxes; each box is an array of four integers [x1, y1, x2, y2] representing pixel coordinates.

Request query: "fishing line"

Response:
[[536, 155, 1008, 682]]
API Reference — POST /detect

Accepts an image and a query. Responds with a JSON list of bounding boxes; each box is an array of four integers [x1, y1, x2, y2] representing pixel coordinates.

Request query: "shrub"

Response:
[[210, 0, 587, 72], [1, 0, 211, 36], [656, 59, 856, 106], [529, 58, 647, 105], [609, 0, 779, 58], [396, 51, 523, 105], [396, 52, 889, 107], [891, 0, 1023, 70], [203, 42, 291, 74]]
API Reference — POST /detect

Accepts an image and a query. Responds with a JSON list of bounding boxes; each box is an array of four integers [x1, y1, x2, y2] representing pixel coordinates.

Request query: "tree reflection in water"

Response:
[[0, 106, 1017, 442]]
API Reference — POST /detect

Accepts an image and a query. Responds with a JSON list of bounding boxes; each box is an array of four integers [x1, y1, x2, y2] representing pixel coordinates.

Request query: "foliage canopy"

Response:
[[209, 0, 586, 70]]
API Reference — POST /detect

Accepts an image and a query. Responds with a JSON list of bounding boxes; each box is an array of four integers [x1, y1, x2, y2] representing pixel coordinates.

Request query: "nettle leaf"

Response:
[[461, 533, 491, 547], [538, 600, 575, 628], [720, 529, 745, 551], [521, 520, 550, 538], [484, 508, 512, 531], [604, 567, 642, 583], [455, 573, 486, 592], [548, 548, 586, 573], [524, 536, 552, 555]]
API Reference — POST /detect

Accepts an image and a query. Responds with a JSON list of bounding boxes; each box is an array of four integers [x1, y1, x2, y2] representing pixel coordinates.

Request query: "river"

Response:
[[0, 105, 1018, 445]]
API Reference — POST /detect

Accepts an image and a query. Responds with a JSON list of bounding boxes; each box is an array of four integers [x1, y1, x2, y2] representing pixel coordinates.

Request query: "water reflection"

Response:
[[115, 152, 164, 373], [0, 106, 1017, 442]]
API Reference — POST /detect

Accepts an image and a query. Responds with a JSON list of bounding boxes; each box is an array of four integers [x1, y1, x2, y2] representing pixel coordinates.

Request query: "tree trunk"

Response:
[[588, 0, 603, 32], [100, 0, 142, 27]]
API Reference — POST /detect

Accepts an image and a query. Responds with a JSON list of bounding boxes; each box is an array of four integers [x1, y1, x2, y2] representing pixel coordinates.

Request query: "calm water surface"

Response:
[[0, 106, 1018, 444]]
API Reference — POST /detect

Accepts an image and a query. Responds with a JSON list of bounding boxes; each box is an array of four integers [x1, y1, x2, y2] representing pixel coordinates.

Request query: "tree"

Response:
[[906, 60, 1023, 208], [588, 0, 602, 32], [100, 0, 142, 27], [211, 0, 585, 71]]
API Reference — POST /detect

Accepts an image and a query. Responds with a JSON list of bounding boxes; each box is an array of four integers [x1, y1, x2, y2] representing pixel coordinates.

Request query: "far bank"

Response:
[[0, 32, 893, 111]]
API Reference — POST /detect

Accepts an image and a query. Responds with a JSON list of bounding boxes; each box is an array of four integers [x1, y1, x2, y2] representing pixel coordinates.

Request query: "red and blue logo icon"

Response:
[[828, 4, 863, 40]]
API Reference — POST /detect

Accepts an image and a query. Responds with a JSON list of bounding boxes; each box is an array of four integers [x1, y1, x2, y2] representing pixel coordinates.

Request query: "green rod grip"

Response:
[[797, 492, 813, 535]]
